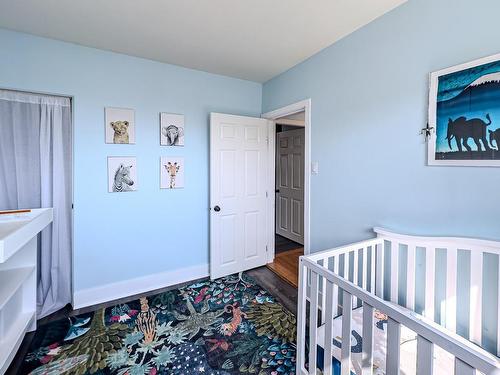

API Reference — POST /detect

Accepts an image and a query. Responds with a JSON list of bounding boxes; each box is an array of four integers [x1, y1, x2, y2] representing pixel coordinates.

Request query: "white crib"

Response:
[[296, 228, 500, 375]]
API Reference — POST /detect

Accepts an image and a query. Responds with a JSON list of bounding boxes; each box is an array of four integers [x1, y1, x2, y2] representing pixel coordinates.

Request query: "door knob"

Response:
[[214, 205, 221, 212]]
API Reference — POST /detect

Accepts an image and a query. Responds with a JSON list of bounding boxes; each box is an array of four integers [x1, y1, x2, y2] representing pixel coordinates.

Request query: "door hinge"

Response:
[[266, 191, 268, 198], [266, 245, 268, 252]]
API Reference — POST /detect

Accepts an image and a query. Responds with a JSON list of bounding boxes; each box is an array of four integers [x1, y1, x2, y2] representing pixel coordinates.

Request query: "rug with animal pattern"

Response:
[[19, 273, 296, 375]]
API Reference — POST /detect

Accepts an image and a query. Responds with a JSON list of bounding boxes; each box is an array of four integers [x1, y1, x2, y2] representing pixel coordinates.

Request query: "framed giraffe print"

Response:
[[428, 52, 500, 166], [160, 156, 184, 189], [107, 156, 137, 193]]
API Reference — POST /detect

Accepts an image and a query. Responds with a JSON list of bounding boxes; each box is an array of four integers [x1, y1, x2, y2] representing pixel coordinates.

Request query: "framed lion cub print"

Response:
[[105, 107, 136, 144]]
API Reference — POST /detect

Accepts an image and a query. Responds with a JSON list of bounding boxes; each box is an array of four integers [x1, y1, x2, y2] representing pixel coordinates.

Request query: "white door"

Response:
[[210, 113, 271, 279], [276, 128, 305, 244]]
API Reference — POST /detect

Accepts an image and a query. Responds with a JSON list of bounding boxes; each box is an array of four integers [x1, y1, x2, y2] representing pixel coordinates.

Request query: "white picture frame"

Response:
[[428, 52, 500, 166], [105, 107, 136, 144], [108, 156, 138, 192], [160, 113, 184, 146], [160, 156, 184, 189]]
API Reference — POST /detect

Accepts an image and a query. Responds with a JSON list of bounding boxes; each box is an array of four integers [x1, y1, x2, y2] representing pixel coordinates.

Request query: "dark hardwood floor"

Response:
[[248, 266, 298, 314], [6, 266, 298, 375], [275, 234, 302, 254]]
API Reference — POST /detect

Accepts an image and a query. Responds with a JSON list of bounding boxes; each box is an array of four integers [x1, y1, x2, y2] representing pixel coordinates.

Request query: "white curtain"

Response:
[[0, 89, 72, 318]]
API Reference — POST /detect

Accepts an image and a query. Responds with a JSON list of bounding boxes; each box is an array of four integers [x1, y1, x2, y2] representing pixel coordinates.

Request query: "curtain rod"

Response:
[[0, 87, 73, 101]]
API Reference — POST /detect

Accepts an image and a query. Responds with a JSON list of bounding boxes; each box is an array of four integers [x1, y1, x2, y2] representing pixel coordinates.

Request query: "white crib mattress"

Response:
[[317, 306, 454, 374]]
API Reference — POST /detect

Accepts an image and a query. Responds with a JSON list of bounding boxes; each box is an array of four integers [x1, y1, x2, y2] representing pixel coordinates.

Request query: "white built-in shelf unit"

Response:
[[0, 208, 52, 374]]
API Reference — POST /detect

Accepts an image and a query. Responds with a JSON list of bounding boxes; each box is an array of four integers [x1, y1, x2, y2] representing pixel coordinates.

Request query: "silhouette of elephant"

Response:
[[489, 128, 500, 151], [446, 114, 492, 152]]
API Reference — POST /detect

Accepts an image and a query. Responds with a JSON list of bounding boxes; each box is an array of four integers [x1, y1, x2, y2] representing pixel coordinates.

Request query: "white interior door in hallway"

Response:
[[275, 128, 305, 244], [210, 113, 272, 279]]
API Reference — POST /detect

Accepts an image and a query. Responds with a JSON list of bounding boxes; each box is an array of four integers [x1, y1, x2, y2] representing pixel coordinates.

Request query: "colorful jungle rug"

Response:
[[20, 273, 297, 375]]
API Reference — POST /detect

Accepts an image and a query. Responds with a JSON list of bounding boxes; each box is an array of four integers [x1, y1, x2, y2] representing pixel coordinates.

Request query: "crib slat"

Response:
[[362, 303, 374, 375], [353, 249, 359, 307], [376, 242, 385, 299], [362, 248, 368, 292], [455, 358, 475, 375], [296, 260, 307, 374], [469, 251, 483, 346], [370, 245, 376, 294], [344, 251, 350, 280], [386, 318, 401, 375], [341, 290, 352, 375], [424, 247, 436, 321], [416, 335, 433, 375], [323, 280, 335, 375], [320, 258, 327, 325], [308, 271, 319, 374], [445, 247, 457, 333], [333, 256, 339, 316], [407, 244, 416, 311], [391, 242, 399, 304]]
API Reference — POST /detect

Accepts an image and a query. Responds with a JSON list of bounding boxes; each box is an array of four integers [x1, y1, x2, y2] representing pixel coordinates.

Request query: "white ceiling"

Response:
[[0, 0, 406, 82]]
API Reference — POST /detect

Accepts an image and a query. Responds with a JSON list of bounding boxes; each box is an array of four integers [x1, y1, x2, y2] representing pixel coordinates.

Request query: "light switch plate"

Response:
[[311, 161, 319, 174]]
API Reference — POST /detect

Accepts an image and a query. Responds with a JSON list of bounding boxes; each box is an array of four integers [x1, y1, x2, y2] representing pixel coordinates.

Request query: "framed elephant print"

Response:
[[160, 113, 184, 146], [428, 53, 500, 166]]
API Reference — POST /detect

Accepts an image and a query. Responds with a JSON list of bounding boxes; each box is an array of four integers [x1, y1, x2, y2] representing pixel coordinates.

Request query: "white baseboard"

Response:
[[73, 263, 209, 309]]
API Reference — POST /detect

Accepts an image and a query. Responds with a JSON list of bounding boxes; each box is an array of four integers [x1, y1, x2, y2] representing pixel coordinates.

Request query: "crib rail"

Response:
[[297, 255, 500, 375], [306, 238, 383, 321], [307, 229, 500, 357], [374, 227, 500, 353]]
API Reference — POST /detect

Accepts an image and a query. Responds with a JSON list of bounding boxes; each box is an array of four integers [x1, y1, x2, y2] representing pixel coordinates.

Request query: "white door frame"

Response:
[[262, 99, 311, 261]]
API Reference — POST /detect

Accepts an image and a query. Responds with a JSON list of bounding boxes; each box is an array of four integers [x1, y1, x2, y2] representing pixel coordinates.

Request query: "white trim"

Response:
[[262, 99, 312, 260], [427, 52, 500, 167], [73, 263, 209, 309]]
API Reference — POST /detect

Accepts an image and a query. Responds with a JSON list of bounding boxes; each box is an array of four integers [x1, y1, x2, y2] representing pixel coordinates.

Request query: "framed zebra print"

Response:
[[108, 156, 138, 193]]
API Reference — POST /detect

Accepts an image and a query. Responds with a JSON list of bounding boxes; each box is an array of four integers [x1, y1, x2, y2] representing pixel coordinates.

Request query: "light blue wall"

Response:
[[262, 0, 500, 352], [0, 29, 262, 291], [263, 0, 500, 249]]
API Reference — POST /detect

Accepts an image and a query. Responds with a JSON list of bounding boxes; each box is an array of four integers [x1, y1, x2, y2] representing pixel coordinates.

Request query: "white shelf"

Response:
[[0, 267, 34, 310], [0, 311, 35, 374], [0, 208, 53, 263]]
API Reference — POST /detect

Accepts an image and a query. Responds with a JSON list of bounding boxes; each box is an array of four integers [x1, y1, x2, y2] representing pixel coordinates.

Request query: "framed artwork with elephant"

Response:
[[160, 112, 185, 146], [428, 53, 500, 166]]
